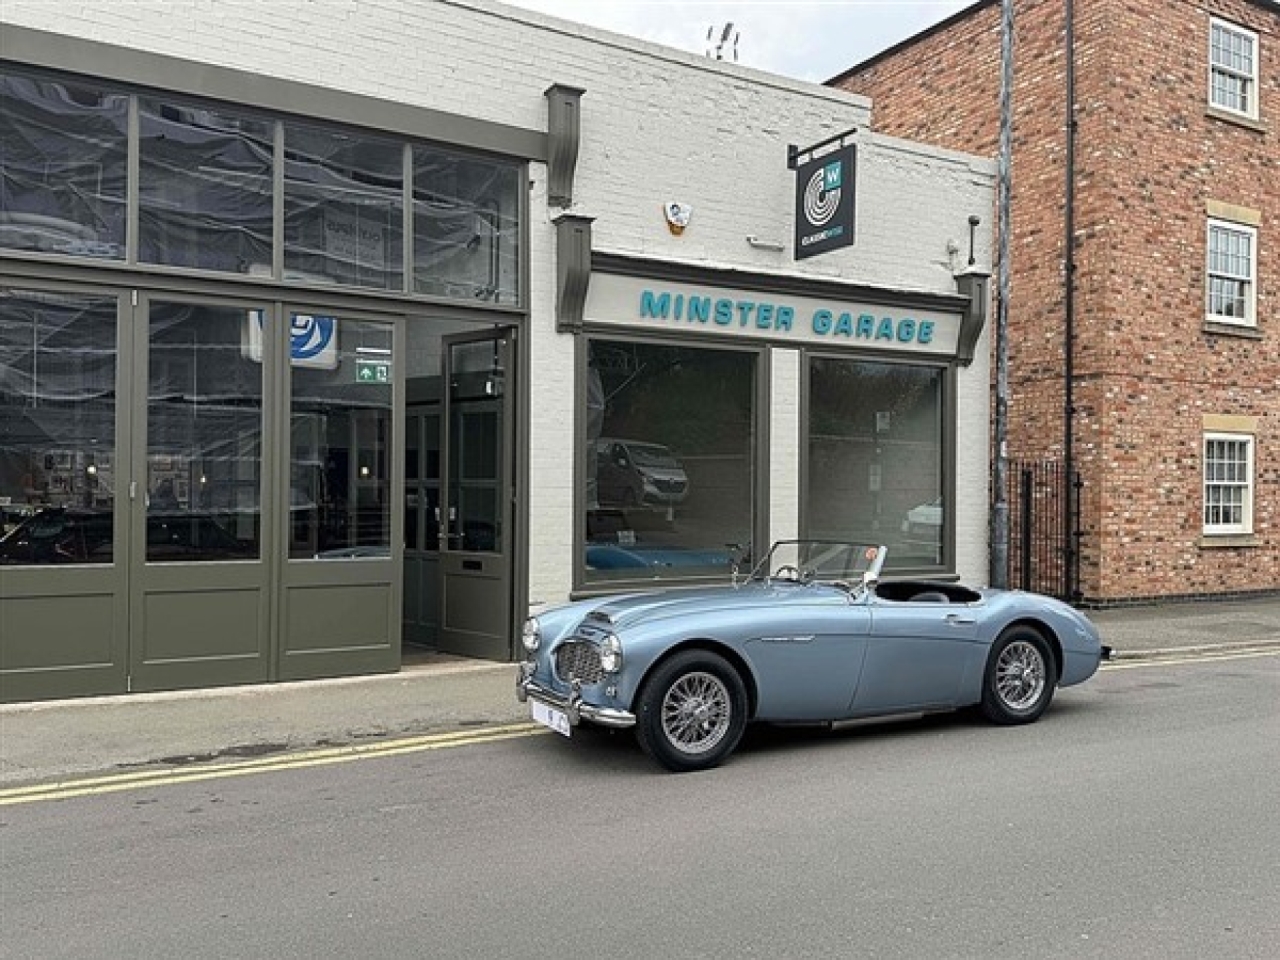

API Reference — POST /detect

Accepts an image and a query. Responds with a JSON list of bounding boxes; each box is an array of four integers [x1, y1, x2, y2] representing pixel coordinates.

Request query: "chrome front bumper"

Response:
[[515, 662, 636, 729]]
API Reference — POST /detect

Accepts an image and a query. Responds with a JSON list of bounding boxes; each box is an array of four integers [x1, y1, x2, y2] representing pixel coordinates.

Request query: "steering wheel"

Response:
[[773, 564, 802, 581]]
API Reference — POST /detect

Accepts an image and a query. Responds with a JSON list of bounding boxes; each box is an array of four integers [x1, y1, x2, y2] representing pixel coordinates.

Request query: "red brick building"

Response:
[[834, 0, 1279, 603]]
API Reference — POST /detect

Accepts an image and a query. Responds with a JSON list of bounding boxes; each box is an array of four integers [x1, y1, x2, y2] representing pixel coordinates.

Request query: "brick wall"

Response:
[[837, 0, 1280, 601]]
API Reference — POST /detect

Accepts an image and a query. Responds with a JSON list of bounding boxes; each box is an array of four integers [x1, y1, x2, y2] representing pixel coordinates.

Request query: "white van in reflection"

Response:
[[594, 438, 689, 507]]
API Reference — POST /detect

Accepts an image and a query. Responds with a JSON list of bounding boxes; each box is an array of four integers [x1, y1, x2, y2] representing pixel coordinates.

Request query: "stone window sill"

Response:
[[1206, 106, 1267, 134], [1199, 534, 1259, 549], [1203, 321, 1262, 340]]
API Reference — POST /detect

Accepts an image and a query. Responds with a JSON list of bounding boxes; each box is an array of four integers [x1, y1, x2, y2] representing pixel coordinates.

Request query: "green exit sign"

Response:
[[356, 358, 390, 383]]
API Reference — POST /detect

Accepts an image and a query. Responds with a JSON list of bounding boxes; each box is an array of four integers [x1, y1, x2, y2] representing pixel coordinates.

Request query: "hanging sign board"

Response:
[[794, 144, 856, 260]]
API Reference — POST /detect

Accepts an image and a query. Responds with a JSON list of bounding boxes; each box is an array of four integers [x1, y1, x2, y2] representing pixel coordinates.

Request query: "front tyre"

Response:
[[635, 650, 748, 772], [979, 626, 1058, 725]]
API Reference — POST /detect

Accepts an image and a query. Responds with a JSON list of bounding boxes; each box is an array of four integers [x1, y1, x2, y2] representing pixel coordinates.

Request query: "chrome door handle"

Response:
[[945, 614, 976, 625]]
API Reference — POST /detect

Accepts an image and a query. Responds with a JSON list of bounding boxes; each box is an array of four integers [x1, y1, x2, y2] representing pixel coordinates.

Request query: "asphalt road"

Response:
[[2, 652, 1277, 960]]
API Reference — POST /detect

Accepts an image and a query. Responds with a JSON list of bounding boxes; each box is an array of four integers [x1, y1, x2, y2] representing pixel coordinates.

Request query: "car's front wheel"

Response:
[[635, 650, 747, 772], [980, 625, 1058, 724]]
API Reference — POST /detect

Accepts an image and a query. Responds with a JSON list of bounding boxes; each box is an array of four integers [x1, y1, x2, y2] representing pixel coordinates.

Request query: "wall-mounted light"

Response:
[[746, 235, 785, 251]]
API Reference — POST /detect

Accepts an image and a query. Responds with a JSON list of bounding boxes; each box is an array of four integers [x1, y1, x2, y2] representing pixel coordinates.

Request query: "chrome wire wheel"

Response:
[[994, 639, 1047, 711], [660, 670, 732, 755]]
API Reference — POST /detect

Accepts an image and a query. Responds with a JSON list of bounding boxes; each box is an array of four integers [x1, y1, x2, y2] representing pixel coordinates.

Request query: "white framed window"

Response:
[[1209, 18, 1259, 119], [1203, 433, 1254, 535], [1206, 219, 1256, 326]]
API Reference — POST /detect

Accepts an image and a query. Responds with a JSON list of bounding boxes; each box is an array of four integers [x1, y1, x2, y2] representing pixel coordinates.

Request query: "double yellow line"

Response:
[[0, 722, 544, 807]]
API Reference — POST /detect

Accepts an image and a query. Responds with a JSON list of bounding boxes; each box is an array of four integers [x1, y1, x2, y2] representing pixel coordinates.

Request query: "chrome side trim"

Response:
[[515, 666, 636, 729]]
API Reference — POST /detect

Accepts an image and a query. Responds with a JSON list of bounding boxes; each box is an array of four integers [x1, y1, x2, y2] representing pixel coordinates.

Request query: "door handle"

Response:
[[945, 614, 976, 625]]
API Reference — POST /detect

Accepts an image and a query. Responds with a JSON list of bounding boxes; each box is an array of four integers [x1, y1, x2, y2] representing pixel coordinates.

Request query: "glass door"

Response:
[[437, 329, 514, 659], [127, 296, 272, 691], [0, 286, 129, 702]]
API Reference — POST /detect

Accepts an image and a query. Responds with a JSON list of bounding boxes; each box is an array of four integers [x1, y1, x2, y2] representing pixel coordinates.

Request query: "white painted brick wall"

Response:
[[2, 0, 995, 598]]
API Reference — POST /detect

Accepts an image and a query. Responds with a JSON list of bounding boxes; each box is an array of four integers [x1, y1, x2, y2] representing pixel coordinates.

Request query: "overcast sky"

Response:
[[501, 0, 975, 82]]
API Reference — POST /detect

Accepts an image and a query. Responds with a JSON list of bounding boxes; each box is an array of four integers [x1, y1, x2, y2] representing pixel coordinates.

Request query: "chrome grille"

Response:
[[555, 641, 604, 685]]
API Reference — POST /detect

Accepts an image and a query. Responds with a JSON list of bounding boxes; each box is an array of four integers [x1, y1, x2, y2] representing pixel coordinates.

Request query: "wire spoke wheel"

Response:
[[980, 627, 1057, 725], [995, 639, 1047, 710], [636, 651, 748, 772], [660, 671, 731, 754]]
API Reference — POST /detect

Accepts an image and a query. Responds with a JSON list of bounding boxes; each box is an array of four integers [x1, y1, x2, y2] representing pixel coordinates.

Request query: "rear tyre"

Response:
[[635, 650, 748, 772], [979, 625, 1058, 725]]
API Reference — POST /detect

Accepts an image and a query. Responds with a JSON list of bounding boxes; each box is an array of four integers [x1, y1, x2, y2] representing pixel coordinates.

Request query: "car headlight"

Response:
[[521, 617, 541, 653], [599, 634, 623, 673]]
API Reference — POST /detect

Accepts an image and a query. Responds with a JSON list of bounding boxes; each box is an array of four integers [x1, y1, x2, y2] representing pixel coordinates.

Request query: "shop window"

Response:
[[1209, 18, 1258, 120], [291, 316, 394, 559], [146, 302, 264, 562], [0, 289, 118, 565], [138, 98, 274, 274], [284, 122, 404, 292], [583, 339, 756, 585], [0, 70, 127, 260], [413, 148, 521, 305], [1206, 219, 1256, 327], [1203, 433, 1253, 535], [806, 357, 945, 570]]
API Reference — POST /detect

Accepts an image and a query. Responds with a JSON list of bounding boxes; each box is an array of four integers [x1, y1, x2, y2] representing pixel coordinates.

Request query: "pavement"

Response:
[[2, 597, 1279, 790]]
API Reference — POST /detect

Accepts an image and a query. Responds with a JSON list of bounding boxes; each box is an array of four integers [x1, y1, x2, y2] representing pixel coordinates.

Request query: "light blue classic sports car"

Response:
[[516, 540, 1113, 772]]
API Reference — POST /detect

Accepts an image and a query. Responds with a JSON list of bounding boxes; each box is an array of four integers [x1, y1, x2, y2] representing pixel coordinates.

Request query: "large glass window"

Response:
[[0, 289, 118, 564], [413, 148, 520, 304], [139, 98, 274, 274], [583, 339, 755, 584], [290, 316, 394, 559], [284, 123, 404, 291], [0, 71, 127, 260], [806, 358, 945, 569], [146, 302, 263, 562]]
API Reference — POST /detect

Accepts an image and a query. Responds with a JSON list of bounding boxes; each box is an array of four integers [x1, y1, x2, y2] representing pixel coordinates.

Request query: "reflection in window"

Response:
[[139, 98, 274, 273], [0, 289, 117, 565], [583, 340, 755, 584], [284, 122, 403, 291], [807, 358, 944, 568], [414, 148, 520, 304], [0, 71, 127, 259], [291, 317, 393, 559], [147, 302, 263, 562]]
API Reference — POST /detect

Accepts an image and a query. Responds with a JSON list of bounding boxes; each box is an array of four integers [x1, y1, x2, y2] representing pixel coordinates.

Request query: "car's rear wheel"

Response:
[[635, 650, 747, 772], [979, 625, 1058, 724]]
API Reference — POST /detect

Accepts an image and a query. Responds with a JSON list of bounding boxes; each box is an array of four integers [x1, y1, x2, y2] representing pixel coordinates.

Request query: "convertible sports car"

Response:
[[516, 540, 1113, 772]]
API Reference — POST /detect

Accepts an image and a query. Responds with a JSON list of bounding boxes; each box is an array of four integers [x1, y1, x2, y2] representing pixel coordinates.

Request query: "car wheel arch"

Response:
[[632, 638, 759, 720]]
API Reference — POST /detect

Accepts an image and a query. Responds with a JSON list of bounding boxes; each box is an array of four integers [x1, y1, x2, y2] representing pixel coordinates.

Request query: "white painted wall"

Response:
[[1, 0, 996, 604]]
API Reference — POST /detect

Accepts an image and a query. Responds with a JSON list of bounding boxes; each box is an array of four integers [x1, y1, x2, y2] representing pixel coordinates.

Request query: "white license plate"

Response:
[[530, 699, 572, 738]]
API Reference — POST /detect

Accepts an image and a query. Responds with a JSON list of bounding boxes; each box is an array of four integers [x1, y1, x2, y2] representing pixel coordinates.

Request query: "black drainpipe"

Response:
[[1063, 0, 1080, 602]]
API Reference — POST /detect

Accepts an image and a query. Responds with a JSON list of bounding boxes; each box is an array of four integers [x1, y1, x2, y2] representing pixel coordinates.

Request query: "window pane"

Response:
[[584, 340, 754, 583], [413, 148, 521, 304], [0, 289, 117, 564], [291, 317, 393, 559], [147, 302, 263, 561], [0, 71, 127, 259], [284, 123, 404, 291], [139, 98, 274, 274], [807, 358, 944, 568]]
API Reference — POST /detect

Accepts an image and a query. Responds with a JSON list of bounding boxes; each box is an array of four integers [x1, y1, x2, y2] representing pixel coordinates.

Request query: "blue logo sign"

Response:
[[289, 314, 336, 361]]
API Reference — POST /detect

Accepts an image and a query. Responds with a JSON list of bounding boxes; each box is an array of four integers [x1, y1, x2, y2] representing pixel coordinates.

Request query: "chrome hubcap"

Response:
[[996, 640, 1046, 711], [661, 671, 731, 755]]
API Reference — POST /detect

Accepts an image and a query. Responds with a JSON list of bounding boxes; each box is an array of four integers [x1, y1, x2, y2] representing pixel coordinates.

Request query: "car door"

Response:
[[743, 592, 874, 721], [851, 598, 980, 714]]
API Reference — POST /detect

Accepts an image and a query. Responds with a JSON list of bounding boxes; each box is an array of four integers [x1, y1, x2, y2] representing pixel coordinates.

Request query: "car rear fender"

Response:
[[631, 637, 760, 719]]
